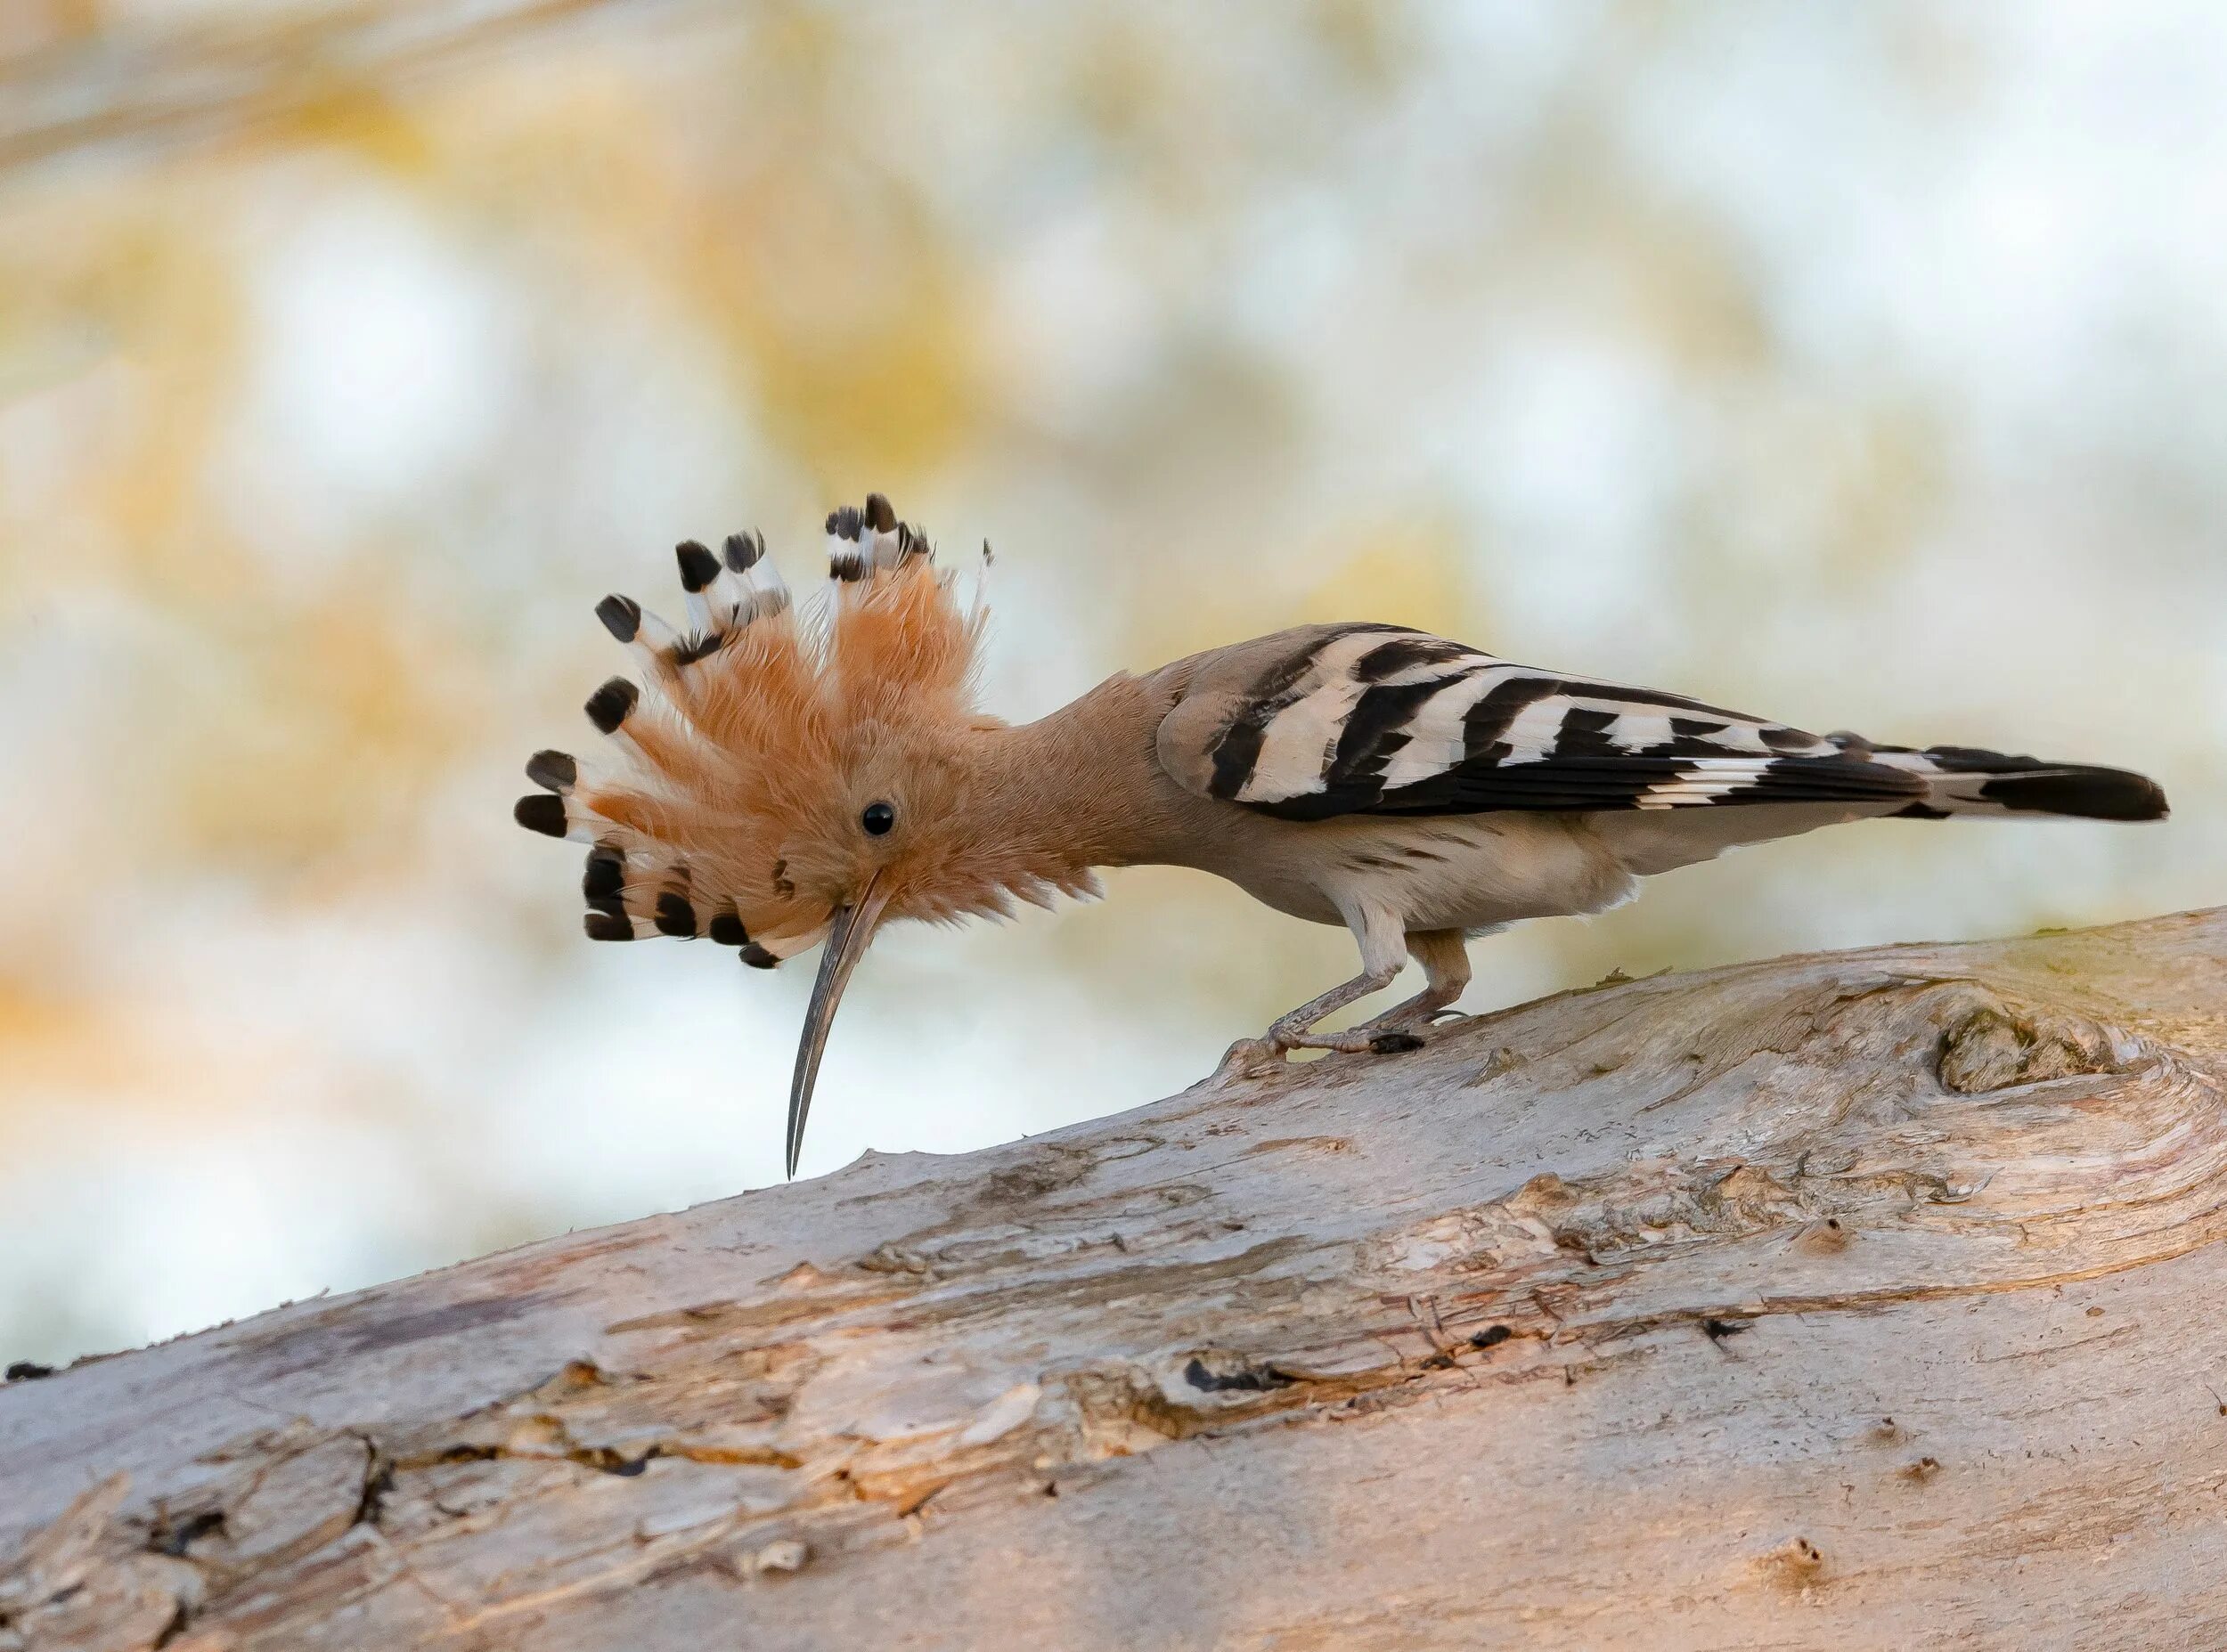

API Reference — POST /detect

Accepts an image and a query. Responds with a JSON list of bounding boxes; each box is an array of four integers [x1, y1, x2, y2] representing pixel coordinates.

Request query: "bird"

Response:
[[516, 494, 2170, 1178]]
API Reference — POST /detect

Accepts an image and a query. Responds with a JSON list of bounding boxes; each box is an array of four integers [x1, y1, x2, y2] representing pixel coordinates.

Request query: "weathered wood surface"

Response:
[[5, 908, 2227, 1651]]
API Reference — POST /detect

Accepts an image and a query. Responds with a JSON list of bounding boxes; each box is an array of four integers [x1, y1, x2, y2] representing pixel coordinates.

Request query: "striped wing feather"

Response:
[[1162, 624, 1925, 822]]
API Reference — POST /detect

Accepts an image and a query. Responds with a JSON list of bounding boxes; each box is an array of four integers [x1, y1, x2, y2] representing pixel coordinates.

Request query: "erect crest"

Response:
[[513, 493, 990, 962]]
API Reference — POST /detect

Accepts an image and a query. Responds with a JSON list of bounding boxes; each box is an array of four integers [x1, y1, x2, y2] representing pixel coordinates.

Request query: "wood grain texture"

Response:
[[5, 909, 2226, 1650]]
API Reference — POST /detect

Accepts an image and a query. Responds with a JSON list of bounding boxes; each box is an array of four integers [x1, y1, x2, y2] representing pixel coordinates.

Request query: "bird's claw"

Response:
[[1217, 1025, 1428, 1077], [1366, 1029, 1426, 1054]]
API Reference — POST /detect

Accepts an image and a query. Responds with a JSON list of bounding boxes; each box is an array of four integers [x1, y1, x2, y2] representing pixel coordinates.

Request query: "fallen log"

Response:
[[4, 908, 2224, 1650]]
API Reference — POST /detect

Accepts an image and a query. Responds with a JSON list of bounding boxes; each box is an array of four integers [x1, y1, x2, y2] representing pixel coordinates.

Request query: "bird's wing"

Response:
[[1154, 623, 1926, 821]]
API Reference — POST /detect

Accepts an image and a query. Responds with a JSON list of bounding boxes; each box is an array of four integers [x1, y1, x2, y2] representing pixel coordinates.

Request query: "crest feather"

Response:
[[516, 496, 990, 957]]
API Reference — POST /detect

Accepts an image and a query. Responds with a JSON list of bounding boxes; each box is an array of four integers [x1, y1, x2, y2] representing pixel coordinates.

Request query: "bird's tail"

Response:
[[1834, 737, 2169, 822]]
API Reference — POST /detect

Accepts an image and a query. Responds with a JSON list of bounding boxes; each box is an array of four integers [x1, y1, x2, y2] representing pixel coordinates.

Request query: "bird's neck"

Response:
[[957, 671, 1190, 880]]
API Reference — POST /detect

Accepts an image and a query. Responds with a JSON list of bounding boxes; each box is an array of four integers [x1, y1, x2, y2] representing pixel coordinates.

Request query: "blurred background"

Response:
[[2, 1, 2221, 1369]]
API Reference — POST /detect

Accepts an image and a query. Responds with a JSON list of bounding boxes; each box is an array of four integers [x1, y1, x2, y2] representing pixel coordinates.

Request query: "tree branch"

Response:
[[5, 909, 2224, 1649], [0, 0, 642, 177]]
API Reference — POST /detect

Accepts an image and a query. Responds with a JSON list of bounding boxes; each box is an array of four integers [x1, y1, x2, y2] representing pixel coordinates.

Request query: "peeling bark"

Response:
[[4, 910, 2226, 1651]]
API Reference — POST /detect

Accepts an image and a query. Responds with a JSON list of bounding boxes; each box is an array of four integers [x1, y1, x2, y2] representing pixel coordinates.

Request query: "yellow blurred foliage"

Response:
[[167, 590, 485, 879], [0, 0, 2215, 1364], [1293, 525, 1472, 634]]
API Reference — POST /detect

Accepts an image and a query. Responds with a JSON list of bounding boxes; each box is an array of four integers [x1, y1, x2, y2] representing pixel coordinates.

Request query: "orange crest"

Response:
[[515, 495, 1005, 963]]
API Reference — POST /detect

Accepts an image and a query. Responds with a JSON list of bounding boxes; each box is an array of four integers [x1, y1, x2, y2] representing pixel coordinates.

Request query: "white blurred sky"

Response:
[[0, 2, 2222, 1366]]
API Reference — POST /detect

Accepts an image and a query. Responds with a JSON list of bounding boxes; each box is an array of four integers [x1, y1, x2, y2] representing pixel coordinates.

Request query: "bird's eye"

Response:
[[861, 802, 896, 836]]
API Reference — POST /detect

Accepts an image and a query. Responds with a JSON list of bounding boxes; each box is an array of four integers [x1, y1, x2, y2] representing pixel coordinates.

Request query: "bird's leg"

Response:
[[1340, 928, 1472, 1041], [1219, 906, 1413, 1075]]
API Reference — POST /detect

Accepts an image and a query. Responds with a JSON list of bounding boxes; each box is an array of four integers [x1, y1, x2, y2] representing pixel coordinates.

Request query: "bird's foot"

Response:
[[1216, 1023, 1427, 1078], [1294, 1027, 1425, 1055], [1340, 1005, 1468, 1047]]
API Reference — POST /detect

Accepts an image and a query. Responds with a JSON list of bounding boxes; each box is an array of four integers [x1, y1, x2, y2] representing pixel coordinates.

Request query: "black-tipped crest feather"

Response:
[[583, 677, 638, 734], [513, 793, 568, 837], [674, 540, 721, 592], [526, 750, 577, 793], [595, 594, 641, 644]]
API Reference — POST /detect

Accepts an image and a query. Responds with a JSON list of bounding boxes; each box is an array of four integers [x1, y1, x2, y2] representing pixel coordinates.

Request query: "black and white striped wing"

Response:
[[1157, 624, 1926, 822]]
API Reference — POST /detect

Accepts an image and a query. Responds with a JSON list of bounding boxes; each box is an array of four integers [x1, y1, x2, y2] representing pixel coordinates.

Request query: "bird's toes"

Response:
[[1366, 1030, 1426, 1054], [1281, 1029, 1387, 1055]]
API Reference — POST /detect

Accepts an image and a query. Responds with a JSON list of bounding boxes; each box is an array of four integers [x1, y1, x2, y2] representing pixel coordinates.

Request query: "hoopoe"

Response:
[[516, 495, 2170, 1177]]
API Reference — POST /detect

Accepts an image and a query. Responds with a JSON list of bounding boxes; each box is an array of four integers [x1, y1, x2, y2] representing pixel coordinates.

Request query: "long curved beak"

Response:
[[787, 878, 887, 1180]]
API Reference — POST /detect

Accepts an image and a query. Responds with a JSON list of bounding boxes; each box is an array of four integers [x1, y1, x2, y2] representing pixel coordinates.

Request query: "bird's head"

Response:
[[515, 496, 1091, 1176]]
